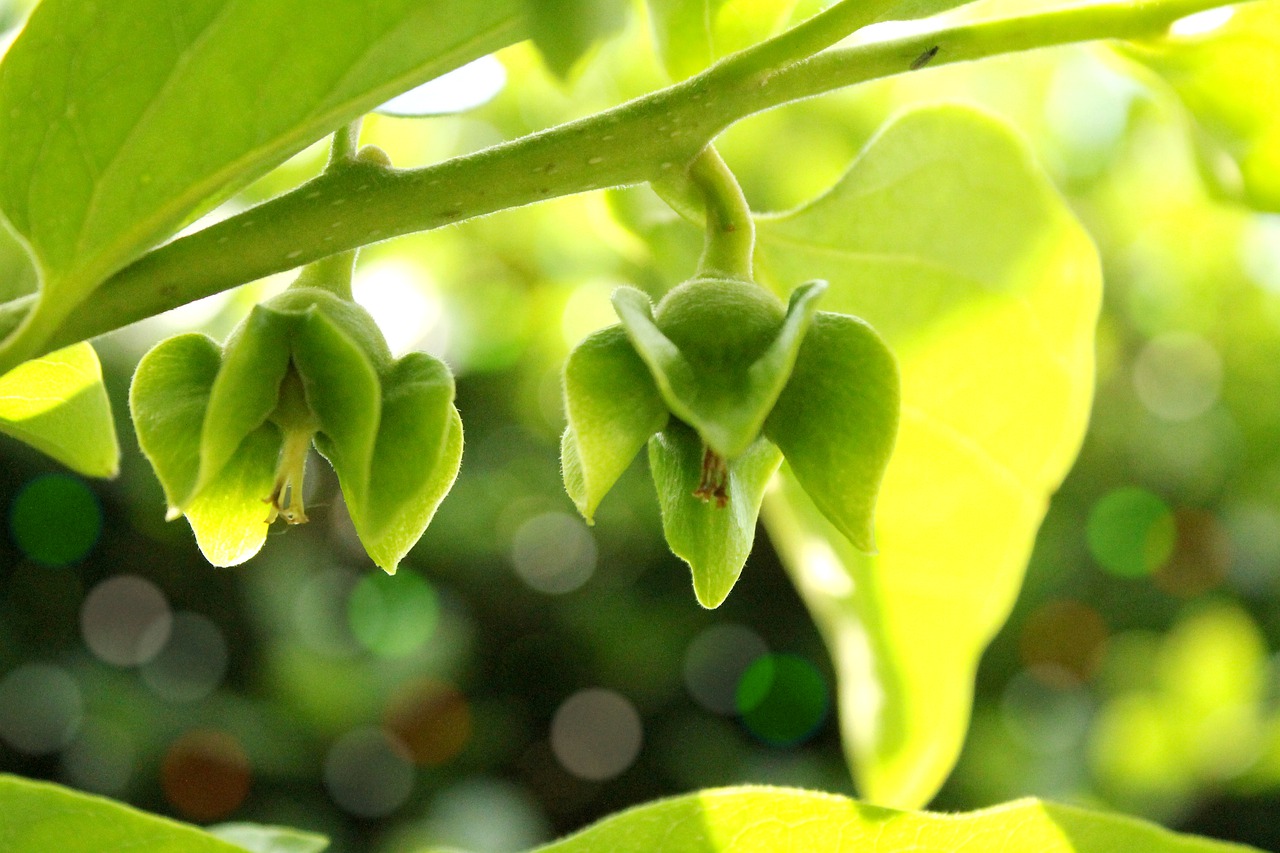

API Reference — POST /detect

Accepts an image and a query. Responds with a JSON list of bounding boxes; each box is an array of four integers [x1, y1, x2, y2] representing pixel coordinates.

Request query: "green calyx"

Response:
[[130, 285, 462, 573], [561, 276, 900, 607]]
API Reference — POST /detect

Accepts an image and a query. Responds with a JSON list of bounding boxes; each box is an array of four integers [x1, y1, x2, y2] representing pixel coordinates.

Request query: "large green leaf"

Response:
[[0, 343, 118, 477], [1124, 4, 1280, 211], [527, 786, 1257, 852], [756, 105, 1100, 806], [0, 0, 526, 362], [0, 773, 252, 853]]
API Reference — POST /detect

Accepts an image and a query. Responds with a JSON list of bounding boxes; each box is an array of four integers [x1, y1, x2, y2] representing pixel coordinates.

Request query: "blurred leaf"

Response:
[[208, 823, 329, 853], [765, 312, 899, 554], [0, 774, 250, 852], [527, 0, 630, 78], [757, 105, 1100, 806], [648, 422, 782, 608], [0, 342, 118, 477], [648, 0, 799, 80], [0, 0, 527, 361], [520, 786, 1260, 852], [1125, 4, 1280, 211], [562, 325, 669, 521]]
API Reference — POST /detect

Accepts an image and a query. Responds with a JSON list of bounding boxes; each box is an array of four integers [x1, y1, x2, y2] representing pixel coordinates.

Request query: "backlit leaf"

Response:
[[1124, 4, 1280, 211], [526, 786, 1259, 852], [0, 342, 118, 477], [757, 105, 1100, 806]]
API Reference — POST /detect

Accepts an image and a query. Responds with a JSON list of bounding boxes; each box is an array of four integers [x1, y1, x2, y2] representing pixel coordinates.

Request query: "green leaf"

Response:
[[765, 312, 899, 554], [130, 333, 223, 516], [0, 342, 119, 477], [614, 280, 821, 459], [198, 306, 293, 501], [525, 786, 1260, 853], [648, 0, 800, 80], [527, 0, 630, 78], [0, 0, 527, 361], [293, 308, 382, 512], [0, 773, 251, 853], [648, 421, 782, 608], [185, 424, 281, 567], [208, 823, 329, 853], [348, 352, 464, 573], [1124, 4, 1280, 211], [756, 105, 1100, 806], [561, 324, 668, 521]]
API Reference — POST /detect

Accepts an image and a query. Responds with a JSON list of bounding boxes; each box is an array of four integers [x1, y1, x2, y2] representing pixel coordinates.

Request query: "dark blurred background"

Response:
[[1, 2, 1279, 851]]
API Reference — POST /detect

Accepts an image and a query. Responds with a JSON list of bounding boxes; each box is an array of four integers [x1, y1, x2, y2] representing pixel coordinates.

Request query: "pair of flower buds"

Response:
[[132, 271, 898, 606]]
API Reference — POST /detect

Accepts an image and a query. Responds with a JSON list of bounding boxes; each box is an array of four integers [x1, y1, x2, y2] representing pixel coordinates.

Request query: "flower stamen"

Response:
[[266, 427, 314, 525], [694, 445, 729, 508]]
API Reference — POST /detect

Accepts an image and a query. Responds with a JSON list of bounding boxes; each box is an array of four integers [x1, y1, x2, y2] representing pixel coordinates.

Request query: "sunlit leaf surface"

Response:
[[0, 342, 118, 477], [757, 105, 1100, 806], [0, 774, 258, 853], [527, 786, 1258, 852]]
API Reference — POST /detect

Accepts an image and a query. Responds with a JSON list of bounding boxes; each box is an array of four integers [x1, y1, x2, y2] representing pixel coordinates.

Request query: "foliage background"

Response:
[[1, 1, 1279, 851]]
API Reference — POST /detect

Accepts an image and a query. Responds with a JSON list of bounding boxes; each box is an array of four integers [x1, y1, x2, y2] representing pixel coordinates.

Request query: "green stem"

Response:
[[0, 0, 1241, 364], [710, 0, 901, 81], [688, 146, 756, 280], [290, 119, 367, 300]]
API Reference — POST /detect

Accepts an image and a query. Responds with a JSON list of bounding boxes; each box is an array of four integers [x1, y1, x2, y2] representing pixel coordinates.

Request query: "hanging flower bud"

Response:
[[129, 286, 462, 573]]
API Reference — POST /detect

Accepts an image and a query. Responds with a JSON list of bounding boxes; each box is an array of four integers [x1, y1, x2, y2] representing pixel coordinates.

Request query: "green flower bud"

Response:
[[562, 277, 898, 607], [130, 286, 462, 573]]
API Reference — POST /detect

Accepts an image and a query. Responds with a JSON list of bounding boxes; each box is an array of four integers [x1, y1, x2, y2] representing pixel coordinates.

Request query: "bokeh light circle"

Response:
[[1000, 669, 1093, 755], [1086, 487, 1176, 577], [80, 575, 173, 666], [1132, 332, 1222, 422], [140, 611, 229, 702], [420, 777, 551, 853], [347, 570, 439, 658], [549, 688, 643, 781], [323, 727, 415, 817], [682, 623, 769, 715], [510, 512, 597, 594], [0, 663, 82, 754], [735, 654, 830, 746], [9, 474, 102, 566], [62, 717, 135, 795], [160, 729, 251, 821], [384, 678, 473, 766], [1018, 599, 1109, 686]]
